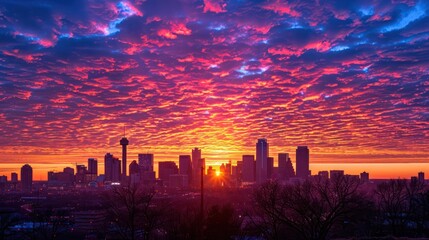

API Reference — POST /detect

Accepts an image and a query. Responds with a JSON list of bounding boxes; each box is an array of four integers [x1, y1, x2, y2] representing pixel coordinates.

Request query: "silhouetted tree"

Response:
[[104, 184, 161, 240], [253, 176, 372, 240], [204, 204, 241, 240]]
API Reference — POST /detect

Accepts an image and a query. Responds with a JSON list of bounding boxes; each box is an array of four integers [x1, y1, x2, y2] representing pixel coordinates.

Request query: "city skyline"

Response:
[[0, 0, 428, 180]]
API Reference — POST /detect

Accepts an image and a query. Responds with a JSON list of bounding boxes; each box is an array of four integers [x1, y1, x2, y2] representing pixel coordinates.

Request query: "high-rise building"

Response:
[[278, 153, 289, 180], [88, 158, 98, 176], [179, 155, 192, 184], [21, 164, 32, 191], [360, 171, 369, 183], [11, 172, 18, 183], [158, 161, 179, 186], [129, 160, 139, 175], [267, 157, 274, 179], [120, 136, 129, 178], [256, 138, 269, 184], [192, 148, 204, 187], [105, 153, 121, 182], [138, 154, 154, 172], [296, 146, 309, 179], [242, 155, 255, 182], [418, 172, 425, 183]]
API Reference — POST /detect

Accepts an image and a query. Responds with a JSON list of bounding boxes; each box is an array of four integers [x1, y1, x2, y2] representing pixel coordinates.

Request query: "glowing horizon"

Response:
[[0, 0, 428, 180]]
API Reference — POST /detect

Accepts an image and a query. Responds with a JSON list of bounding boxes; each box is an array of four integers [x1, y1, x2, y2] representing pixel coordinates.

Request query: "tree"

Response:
[[253, 176, 372, 240], [104, 184, 161, 240]]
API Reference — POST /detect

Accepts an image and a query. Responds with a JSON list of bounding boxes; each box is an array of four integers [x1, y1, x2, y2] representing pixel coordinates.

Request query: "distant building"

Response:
[[179, 155, 192, 184], [63, 167, 74, 176], [11, 172, 18, 183], [318, 171, 329, 180], [296, 146, 310, 179], [267, 157, 274, 179], [0, 175, 6, 183], [192, 148, 204, 187], [73, 210, 106, 233], [169, 174, 189, 188], [158, 161, 179, 186], [256, 138, 269, 184], [105, 153, 121, 182], [360, 171, 369, 183], [242, 155, 255, 182], [21, 164, 33, 191], [330, 170, 344, 180], [278, 153, 289, 180], [138, 154, 154, 172], [129, 160, 139, 175], [75, 165, 87, 184], [88, 158, 98, 176], [120, 137, 129, 178], [418, 172, 425, 183]]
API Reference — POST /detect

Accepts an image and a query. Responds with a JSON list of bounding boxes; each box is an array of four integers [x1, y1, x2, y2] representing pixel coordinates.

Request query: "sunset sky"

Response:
[[0, 0, 428, 180]]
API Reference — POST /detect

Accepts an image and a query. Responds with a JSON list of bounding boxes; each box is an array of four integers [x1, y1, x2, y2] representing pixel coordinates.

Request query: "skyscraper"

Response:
[[296, 146, 310, 179], [120, 136, 129, 178], [242, 155, 255, 182], [105, 153, 121, 182], [267, 157, 274, 179], [158, 161, 179, 185], [278, 153, 289, 180], [129, 160, 139, 175], [88, 158, 98, 176], [179, 155, 192, 184], [192, 148, 203, 187], [21, 164, 32, 191], [256, 138, 269, 184], [138, 154, 154, 172]]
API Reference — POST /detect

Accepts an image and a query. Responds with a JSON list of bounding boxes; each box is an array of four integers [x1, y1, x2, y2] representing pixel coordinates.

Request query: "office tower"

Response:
[[256, 138, 269, 184], [88, 158, 98, 176], [63, 167, 74, 176], [120, 136, 129, 178], [0, 176, 7, 183], [138, 154, 154, 172], [360, 171, 369, 183], [278, 153, 289, 180], [267, 157, 274, 179], [11, 172, 18, 183], [296, 146, 309, 179], [105, 153, 121, 182], [21, 164, 33, 191], [179, 155, 192, 184], [236, 161, 243, 182], [418, 172, 425, 182], [192, 148, 204, 187], [129, 160, 139, 175], [75, 165, 87, 183], [242, 155, 255, 182], [330, 170, 344, 180], [158, 161, 179, 186]]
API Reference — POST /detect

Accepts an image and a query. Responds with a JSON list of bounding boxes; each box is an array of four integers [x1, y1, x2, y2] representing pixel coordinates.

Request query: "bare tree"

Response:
[[253, 176, 372, 240], [104, 184, 160, 240]]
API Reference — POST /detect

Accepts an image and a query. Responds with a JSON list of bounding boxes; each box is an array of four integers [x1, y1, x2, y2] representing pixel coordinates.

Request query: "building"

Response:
[[192, 148, 204, 186], [21, 164, 33, 191], [418, 172, 425, 183], [360, 171, 369, 183], [169, 174, 189, 188], [318, 171, 329, 180], [278, 153, 289, 180], [138, 154, 154, 172], [267, 157, 274, 179], [179, 155, 192, 184], [158, 161, 179, 186], [11, 172, 18, 183], [73, 210, 106, 233], [330, 170, 344, 180], [242, 155, 255, 182], [88, 158, 98, 176], [120, 136, 129, 178], [256, 138, 269, 184], [104, 153, 121, 182], [296, 146, 309, 179], [129, 160, 140, 184]]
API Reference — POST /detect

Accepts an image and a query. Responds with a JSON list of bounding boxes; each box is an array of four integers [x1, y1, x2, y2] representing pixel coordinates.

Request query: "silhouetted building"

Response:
[[88, 158, 98, 176], [179, 155, 192, 184], [360, 171, 369, 183], [278, 153, 289, 180], [129, 160, 139, 175], [63, 167, 74, 176], [192, 148, 204, 187], [418, 172, 425, 183], [21, 164, 32, 191], [236, 161, 243, 182], [11, 172, 18, 183], [75, 165, 87, 184], [296, 146, 309, 179], [138, 154, 154, 172], [330, 170, 344, 180], [267, 157, 274, 179], [242, 155, 255, 182], [120, 136, 129, 178], [256, 138, 269, 184], [158, 161, 179, 186], [105, 153, 121, 182], [0, 176, 6, 183], [318, 171, 329, 180], [169, 174, 189, 188]]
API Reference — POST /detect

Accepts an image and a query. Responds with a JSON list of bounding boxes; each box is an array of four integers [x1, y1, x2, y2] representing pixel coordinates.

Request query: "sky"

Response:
[[0, 0, 428, 180]]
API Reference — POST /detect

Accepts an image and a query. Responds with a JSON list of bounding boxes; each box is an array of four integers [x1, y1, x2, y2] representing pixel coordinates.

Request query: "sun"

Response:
[[215, 171, 221, 177]]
